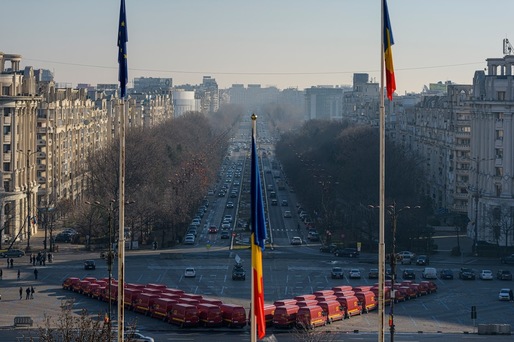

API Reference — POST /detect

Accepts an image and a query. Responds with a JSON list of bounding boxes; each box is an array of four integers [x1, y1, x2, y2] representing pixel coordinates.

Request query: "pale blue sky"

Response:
[[1, 0, 513, 94]]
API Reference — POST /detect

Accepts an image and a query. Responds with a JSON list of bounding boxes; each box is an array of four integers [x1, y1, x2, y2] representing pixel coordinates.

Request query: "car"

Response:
[[112, 331, 155, 342], [479, 269, 493, 280], [271, 199, 278, 206], [291, 237, 302, 245], [440, 269, 454, 280], [281, 199, 288, 206], [320, 244, 337, 253], [223, 215, 233, 223], [184, 267, 196, 278], [349, 269, 361, 279], [1, 249, 25, 258], [84, 260, 96, 270], [497, 270, 513, 280], [499, 288, 512, 301], [459, 268, 476, 280], [416, 255, 429, 266], [191, 218, 201, 226], [421, 267, 437, 279], [397, 251, 415, 260], [226, 201, 234, 209], [368, 268, 379, 279], [400, 256, 412, 265], [184, 235, 195, 245], [501, 254, 514, 264], [207, 190, 214, 196], [187, 227, 197, 236], [232, 263, 246, 280], [218, 191, 226, 197], [402, 269, 416, 280], [220, 230, 230, 239], [334, 248, 359, 258], [283, 210, 292, 218], [54, 232, 73, 243], [331, 267, 344, 279], [385, 268, 396, 280], [208, 226, 218, 234], [308, 232, 320, 241]]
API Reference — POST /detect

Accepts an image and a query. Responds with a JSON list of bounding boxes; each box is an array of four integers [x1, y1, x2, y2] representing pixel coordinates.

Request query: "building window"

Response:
[[496, 167, 504, 177], [496, 184, 502, 197], [3, 163, 10, 172], [496, 130, 504, 141], [3, 181, 9, 192], [496, 148, 503, 159], [498, 91, 506, 100]]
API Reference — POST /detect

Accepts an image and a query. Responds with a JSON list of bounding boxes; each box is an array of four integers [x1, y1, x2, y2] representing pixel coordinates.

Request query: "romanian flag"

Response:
[[251, 118, 267, 340], [117, 0, 128, 98], [383, 0, 396, 101]]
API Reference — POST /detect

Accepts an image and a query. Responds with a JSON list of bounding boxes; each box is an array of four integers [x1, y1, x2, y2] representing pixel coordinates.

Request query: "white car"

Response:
[[290, 237, 302, 245], [184, 267, 196, 278], [283, 210, 292, 218], [397, 251, 415, 260], [499, 288, 512, 301], [223, 215, 233, 223], [349, 269, 361, 279], [479, 269, 493, 280], [184, 235, 195, 245]]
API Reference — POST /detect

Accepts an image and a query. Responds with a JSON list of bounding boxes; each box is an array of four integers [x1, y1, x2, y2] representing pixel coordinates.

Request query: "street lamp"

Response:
[[370, 202, 420, 342]]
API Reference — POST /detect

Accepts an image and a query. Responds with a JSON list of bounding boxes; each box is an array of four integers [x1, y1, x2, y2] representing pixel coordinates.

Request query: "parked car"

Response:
[[440, 269, 454, 280], [334, 248, 359, 258], [307, 232, 320, 241], [283, 211, 292, 218], [501, 254, 514, 264], [421, 267, 437, 279], [416, 255, 429, 266], [184, 235, 195, 245], [498, 288, 513, 301], [368, 268, 379, 279], [331, 267, 344, 279], [497, 270, 513, 280], [400, 256, 412, 265], [459, 268, 476, 280], [84, 260, 96, 270], [184, 267, 196, 278], [54, 232, 73, 243], [290, 237, 302, 245], [397, 251, 415, 260], [281, 199, 289, 206], [232, 263, 246, 280], [479, 269, 494, 280], [1, 249, 25, 258], [226, 201, 234, 209], [349, 269, 361, 279], [402, 269, 416, 280], [220, 230, 230, 239]]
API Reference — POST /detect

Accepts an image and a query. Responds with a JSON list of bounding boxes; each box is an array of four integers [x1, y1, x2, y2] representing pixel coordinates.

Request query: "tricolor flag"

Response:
[[383, 0, 396, 100], [251, 116, 267, 340], [117, 0, 128, 98]]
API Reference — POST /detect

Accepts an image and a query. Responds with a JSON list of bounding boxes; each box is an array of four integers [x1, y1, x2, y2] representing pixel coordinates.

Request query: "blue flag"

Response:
[[117, 0, 128, 98], [251, 131, 267, 250]]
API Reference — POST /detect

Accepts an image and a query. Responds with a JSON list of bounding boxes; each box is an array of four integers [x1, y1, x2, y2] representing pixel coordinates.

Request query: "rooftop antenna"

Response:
[[503, 38, 513, 55]]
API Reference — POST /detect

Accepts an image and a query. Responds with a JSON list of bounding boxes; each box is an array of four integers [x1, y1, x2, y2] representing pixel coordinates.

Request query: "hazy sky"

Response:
[[2, 0, 513, 94]]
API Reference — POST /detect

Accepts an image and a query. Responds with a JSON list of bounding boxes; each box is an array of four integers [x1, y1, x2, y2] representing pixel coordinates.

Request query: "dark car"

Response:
[[501, 254, 514, 264], [1, 249, 25, 258], [232, 263, 246, 280], [84, 260, 96, 270], [220, 230, 230, 239], [459, 268, 476, 280], [385, 268, 397, 280], [54, 232, 72, 243], [368, 268, 379, 279], [331, 266, 344, 279], [402, 269, 416, 280], [497, 270, 513, 280], [416, 255, 429, 266], [440, 269, 454, 279], [334, 248, 359, 258]]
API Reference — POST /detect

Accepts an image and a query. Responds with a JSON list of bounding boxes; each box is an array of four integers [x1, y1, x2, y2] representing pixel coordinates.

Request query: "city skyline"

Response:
[[2, 0, 514, 94]]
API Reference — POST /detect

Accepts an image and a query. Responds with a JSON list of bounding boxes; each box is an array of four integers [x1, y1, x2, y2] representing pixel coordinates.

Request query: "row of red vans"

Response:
[[62, 277, 247, 328], [62, 276, 437, 331]]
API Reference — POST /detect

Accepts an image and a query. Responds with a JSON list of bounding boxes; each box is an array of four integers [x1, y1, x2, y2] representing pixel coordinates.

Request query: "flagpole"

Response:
[[117, 98, 126, 342], [378, 0, 386, 341], [251, 115, 257, 342]]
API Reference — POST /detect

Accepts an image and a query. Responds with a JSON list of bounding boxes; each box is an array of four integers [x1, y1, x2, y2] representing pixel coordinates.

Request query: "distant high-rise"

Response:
[[133, 77, 172, 93]]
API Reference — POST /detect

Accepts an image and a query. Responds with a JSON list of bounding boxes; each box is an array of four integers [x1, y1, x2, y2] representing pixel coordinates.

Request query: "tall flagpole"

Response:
[[251, 116, 257, 342], [116, 1, 128, 341], [378, 0, 386, 341]]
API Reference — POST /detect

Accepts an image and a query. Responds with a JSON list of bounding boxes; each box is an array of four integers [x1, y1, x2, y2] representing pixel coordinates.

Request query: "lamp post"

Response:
[[370, 202, 420, 342], [86, 199, 115, 332]]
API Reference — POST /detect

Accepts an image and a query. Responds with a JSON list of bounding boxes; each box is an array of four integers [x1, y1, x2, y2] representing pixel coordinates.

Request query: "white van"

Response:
[[422, 267, 437, 279]]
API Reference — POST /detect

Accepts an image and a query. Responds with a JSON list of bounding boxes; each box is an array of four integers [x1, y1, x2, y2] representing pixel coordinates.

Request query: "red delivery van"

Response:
[[151, 297, 177, 320], [124, 288, 142, 310], [263, 304, 276, 327], [273, 299, 297, 307], [126, 283, 145, 290], [317, 300, 345, 323], [198, 303, 223, 327], [142, 288, 163, 296], [355, 291, 377, 313], [84, 282, 100, 297], [313, 290, 334, 297], [169, 303, 199, 327], [296, 300, 319, 307], [91, 284, 105, 300], [79, 280, 93, 294], [294, 294, 316, 301], [163, 288, 185, 296], [181, 293, 203, 300], [399, 286, 417, 299], [72, 280, 87, 293], [103, 283, 118, 302], [133, 292, 160, 315], [178, 297, 200, 306], [145, 283, 167, 291], [315, 295, 337, 302], [334, 290, 355, 297], [420, 280, 437, 293], [332, 286, 353, 293], [200, 297, 223, 306], [160, 292, 180, 301], [296, 305, 327, 329], [336, 296, 362, 318], [352, 286, 372, 292], [220, 304, 247, 328], [272, 305, 300, 328], [371, 286, 391, 305]]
